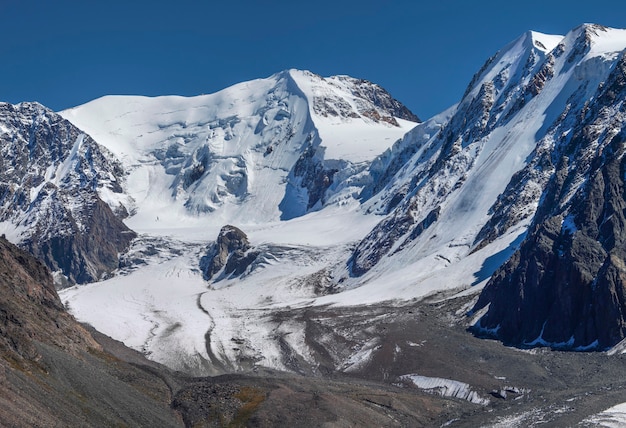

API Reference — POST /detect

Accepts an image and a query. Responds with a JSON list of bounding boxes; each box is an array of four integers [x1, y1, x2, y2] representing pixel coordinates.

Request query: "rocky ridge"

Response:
[[472, 39, 626, 349], [345, 29, 561, 279], [0, 102, 136, 285]]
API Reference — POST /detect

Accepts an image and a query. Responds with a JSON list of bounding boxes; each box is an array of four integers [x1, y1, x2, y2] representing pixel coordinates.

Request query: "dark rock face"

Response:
[[23, 192, 136, 284], [292, 138, 339, 210], [308, 72, 421, 124], [279, 132, 343, 220], [0, 102, 136, 285], [334, 75, 421, 123], [0, 235, 99, 363], [472, 51, 626, 349], [201, 225, 259, 281]]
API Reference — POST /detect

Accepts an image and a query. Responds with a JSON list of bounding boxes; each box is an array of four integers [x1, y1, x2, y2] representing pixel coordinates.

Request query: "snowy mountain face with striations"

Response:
[[60, 70, 417, 231], [345, 24, 626, 354], [5, 25, 626, 391]]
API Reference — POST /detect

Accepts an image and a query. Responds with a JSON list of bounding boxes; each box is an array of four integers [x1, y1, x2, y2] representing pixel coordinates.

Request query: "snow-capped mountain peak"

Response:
[[460, 29, 563, 104], [61, 69, 418, 233], [527, 30, 563, 52], [343, 23, 626, 298]]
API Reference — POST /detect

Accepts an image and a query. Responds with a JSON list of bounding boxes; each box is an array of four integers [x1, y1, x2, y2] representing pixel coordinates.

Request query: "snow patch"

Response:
[[339, 338, 380, 372], [399, 374, 489, 405], [581, 402, 626, 427]]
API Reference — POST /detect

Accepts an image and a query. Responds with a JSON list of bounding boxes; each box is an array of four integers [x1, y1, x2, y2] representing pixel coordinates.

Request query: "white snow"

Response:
[[339, 338, 380, 372], [581, 402, 626, 427], [607, 337, 626, 355], [0, 221, 28, 242], [529, 31, 563, 53], [289, 70, 417, 162], [399, 374, 489, 405], [61, 75, 310, 230], [54, 133, 84, 185], [314, 115, 415, 163], [586, 26, 626, 57], [61, 242, 213, 374], [60, 70, 415, 236]]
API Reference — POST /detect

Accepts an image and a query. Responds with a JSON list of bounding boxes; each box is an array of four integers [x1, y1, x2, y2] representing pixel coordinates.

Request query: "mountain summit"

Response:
[[60, 69, 419, 229]]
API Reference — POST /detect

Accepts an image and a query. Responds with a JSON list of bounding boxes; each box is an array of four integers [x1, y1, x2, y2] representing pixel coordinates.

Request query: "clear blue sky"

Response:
[[2, 0, 625, 119]]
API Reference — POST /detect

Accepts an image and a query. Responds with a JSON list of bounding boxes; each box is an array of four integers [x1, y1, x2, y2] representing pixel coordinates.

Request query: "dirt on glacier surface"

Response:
[[90, 289, 626, 427]]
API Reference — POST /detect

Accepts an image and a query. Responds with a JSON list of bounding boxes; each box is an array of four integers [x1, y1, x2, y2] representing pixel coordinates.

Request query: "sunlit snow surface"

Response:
[[60, 70, 414, 232], [399, 374, 490, 405], [59, 25, 626, 375], [581, 402, 626, 427]]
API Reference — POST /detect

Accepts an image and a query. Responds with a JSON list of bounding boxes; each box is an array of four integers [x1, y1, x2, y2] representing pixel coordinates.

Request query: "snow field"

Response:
[[399, 374, 490, 405]]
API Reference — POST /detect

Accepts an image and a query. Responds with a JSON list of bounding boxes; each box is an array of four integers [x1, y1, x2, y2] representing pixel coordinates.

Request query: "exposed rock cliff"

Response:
[[0, 235, 99, 363]]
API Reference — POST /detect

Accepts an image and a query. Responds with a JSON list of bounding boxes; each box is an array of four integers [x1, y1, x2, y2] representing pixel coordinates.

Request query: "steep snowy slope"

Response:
[[338, 29, 568, 293], [349, 26, 619, 276], [473, 25, 626, 350], [61, 69, 417, 233]]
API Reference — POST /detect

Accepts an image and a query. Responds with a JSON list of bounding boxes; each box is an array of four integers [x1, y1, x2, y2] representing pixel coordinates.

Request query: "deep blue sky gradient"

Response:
[[2, 0, 626, 119]]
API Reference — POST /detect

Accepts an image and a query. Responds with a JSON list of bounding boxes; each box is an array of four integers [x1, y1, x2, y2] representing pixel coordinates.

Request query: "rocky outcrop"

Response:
[[201, 225, 259, 281], [331, 75, 421, 123], [0, 102, 136, 285], [349, 204, 440, 277], [291, 138, 339, 211], [306, 72, 421, 124], [23, 192, 136, 284], [472, 142, 626, 349]]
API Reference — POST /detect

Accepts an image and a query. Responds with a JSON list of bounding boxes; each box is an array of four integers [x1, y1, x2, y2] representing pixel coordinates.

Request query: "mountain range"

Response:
[[3, 22, 626, 426]]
